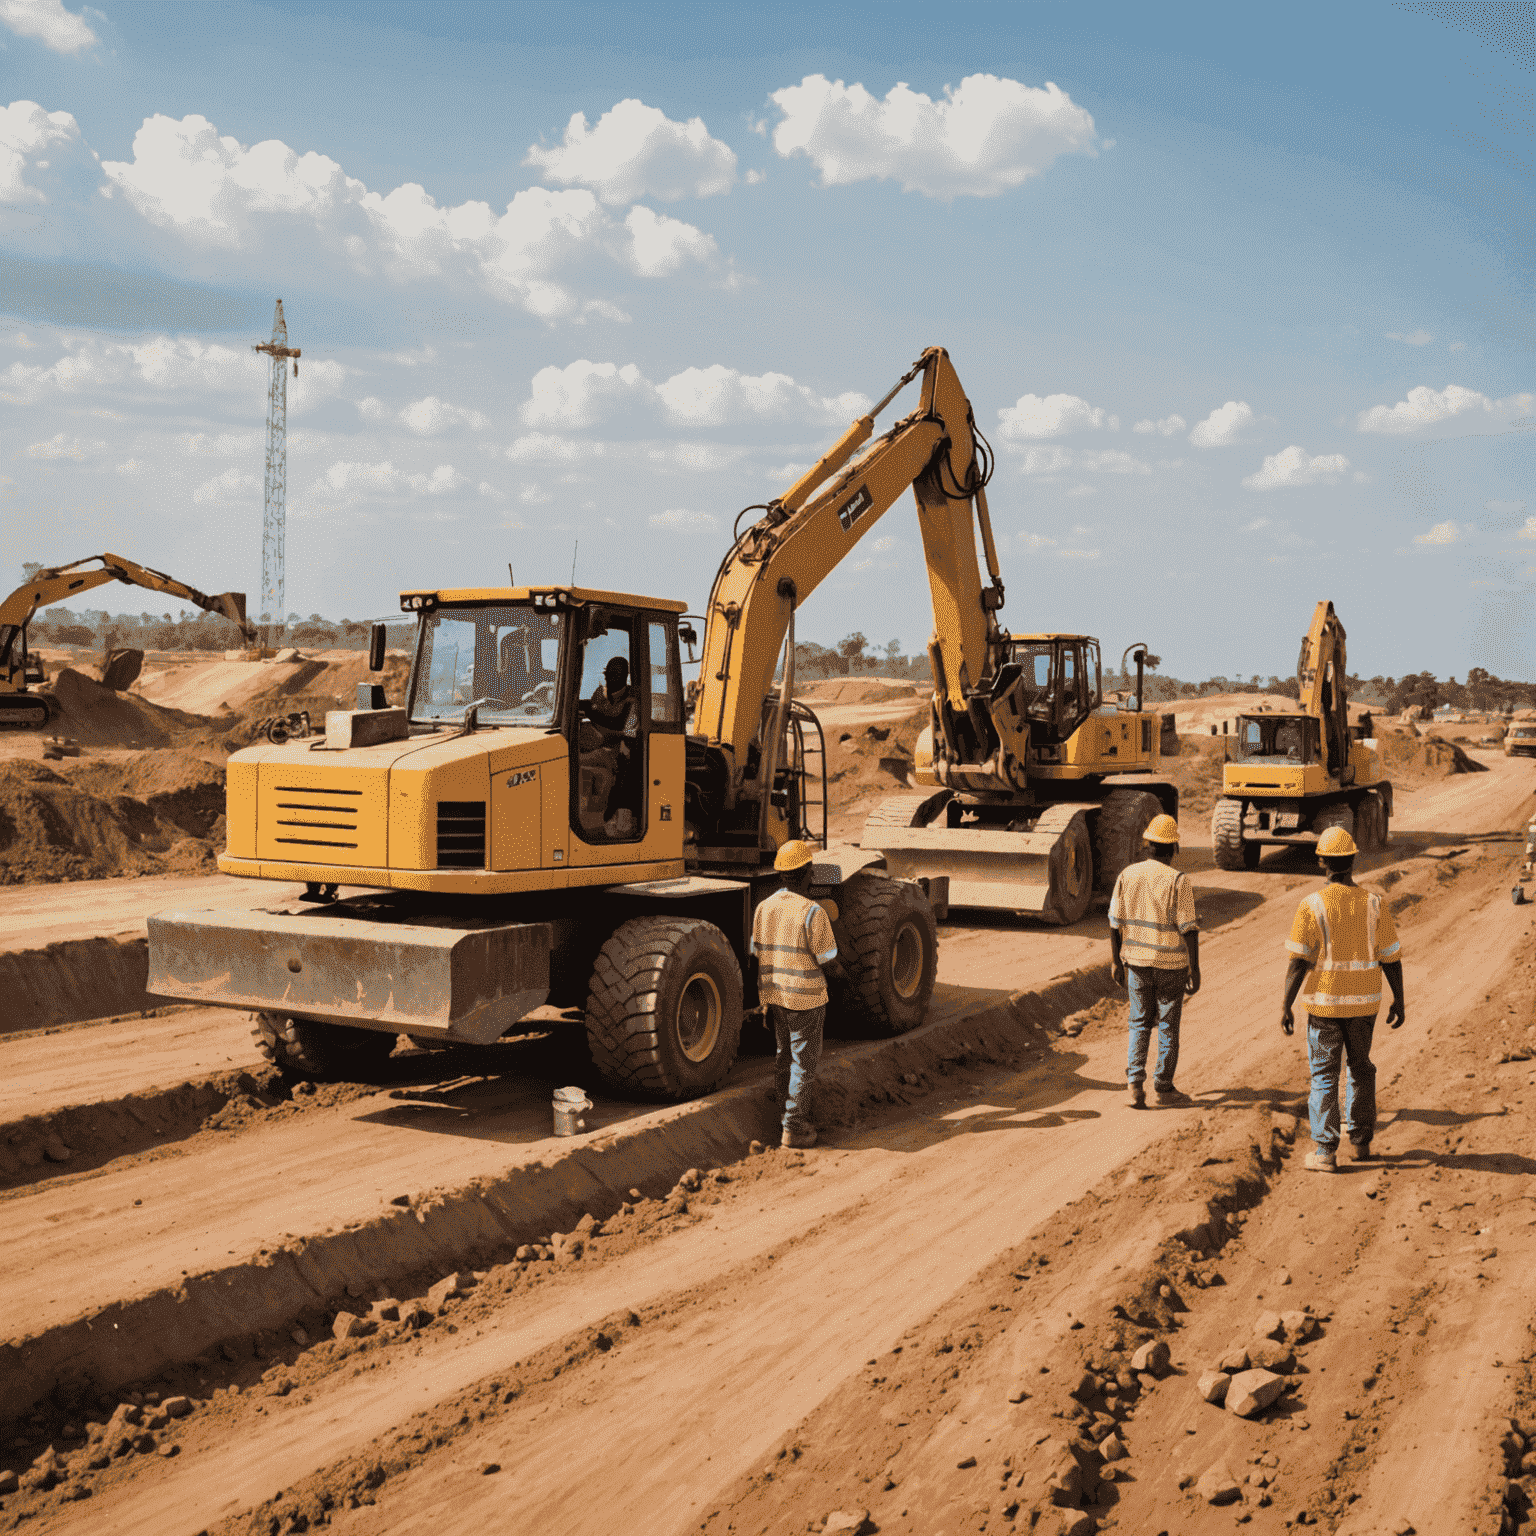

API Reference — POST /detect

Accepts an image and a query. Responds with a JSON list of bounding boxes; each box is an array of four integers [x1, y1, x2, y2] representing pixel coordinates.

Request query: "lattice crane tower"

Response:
[[254, 299, 301, 646]]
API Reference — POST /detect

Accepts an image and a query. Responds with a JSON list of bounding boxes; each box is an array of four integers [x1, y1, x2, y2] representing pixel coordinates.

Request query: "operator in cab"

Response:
[[589, 656, 638, 739], [588, 657, 640, 836]]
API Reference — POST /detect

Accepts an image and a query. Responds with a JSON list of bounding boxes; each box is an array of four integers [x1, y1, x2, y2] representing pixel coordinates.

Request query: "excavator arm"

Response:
[[1296, 599, 1351, 778], [0, 552, 253, 684], [695, 348, 1007, 795]]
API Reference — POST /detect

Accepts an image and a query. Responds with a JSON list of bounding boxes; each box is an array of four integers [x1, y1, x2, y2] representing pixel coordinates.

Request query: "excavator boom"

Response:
[[0, 551, 253, 728]]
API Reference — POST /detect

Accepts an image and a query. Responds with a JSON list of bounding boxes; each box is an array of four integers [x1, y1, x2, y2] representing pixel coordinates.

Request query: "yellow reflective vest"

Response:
[[1286, 882, 1402, 1018]]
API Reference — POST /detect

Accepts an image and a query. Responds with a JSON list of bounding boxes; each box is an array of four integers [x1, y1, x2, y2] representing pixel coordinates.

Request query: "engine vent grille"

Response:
[[436, 801, 486, 868], [272, 784, 361, 849]]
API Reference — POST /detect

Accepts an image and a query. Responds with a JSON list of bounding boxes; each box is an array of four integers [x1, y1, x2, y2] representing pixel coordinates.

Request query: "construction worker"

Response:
[[1281, 824, 1405, 1171], [1108, 813, 1201, 1108], [750, 840, 838, 1149]]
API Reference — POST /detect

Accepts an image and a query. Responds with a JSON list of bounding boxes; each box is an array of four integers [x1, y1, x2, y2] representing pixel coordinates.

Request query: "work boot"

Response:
[[1304, 1148, 1338, 1174], [781, 1125, 817, 1150], [1127, 1083, 1146, 1109], [1349, 1138, 1373, 1161], [1153, 1085, 1190, 1105]]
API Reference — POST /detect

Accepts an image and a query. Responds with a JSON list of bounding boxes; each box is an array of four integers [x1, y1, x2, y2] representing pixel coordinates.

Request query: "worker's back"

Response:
[[1108, 858, 1195, 968], [1288, 883, 1400, 1017]]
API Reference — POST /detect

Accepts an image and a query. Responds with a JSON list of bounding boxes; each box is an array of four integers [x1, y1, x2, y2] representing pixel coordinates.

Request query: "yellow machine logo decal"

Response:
[[837, 484, 873, 531], [505, 768, 538, 788]]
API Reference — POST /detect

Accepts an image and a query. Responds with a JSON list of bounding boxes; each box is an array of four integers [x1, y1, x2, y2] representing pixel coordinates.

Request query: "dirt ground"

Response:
[[2, 653, 1535, 1536]]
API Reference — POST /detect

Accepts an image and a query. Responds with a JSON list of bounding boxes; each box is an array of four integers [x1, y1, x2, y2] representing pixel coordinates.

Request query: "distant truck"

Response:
[[1506, 724, 1536, 759]]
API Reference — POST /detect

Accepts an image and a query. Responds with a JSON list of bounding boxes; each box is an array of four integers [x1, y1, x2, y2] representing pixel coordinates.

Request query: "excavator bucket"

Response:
[[863, 794, 1095, 925], [208, 592, 248, 632]]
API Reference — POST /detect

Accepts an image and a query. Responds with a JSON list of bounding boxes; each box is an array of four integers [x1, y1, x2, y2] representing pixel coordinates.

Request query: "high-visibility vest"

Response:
[[751, 889, 838, 1010], [1286, 883, 1402, 1018], [1108, 858, 1198, 969]]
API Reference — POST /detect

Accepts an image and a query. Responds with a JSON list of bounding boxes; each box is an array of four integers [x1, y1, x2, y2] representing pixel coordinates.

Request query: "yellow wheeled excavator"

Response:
[[0, 553, 253, 728], [1210, 600, 1392, 868], [145, 347, 1172, 1099]]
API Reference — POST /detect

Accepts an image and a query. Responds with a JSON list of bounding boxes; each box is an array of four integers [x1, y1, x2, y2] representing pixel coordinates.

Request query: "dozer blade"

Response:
[[147, 907, 551, 1044], [867, 801, 1096, 921]]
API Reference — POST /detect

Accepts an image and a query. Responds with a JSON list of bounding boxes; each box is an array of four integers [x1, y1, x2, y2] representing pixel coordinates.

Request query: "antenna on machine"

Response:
[[254, 300, 301, 648]]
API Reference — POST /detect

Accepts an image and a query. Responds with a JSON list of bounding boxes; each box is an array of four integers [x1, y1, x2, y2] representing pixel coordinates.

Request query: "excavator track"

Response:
[[0, 697, 52, 730]]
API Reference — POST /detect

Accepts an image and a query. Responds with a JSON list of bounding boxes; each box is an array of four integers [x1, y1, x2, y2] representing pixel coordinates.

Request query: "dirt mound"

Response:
[[1158, 734, 1230, 819], [0, 752, 226, 885], [799, 677, 922, 707], [221, 653, 415, 749], [825, 704, 929, 835], [39, 669, 222, 749], [1375, 725, 1489, 783]]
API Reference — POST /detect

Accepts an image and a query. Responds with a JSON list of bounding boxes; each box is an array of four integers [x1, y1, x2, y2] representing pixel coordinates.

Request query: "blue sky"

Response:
[[1, 0, 1530, 680]]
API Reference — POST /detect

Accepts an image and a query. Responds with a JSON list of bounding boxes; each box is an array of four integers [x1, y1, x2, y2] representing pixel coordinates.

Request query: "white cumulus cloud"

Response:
[[1189, 401, 1254, 448], [769, 72, 1098, 199], [398, 396, 490, 435], [650, 508, 717, 530], [0, 0, 96, 53], [1076, 449, 1150, 475], [519, 359, 865, 431], [622, 204, 720, 277], [192, 466, 260, 505], [1355, 384, 1535, 436], [1241, 445, 1351, 490], [1133, 415, 1185, 437], [525, 99, 737, 204], [997, 392, 1115, 440], [23, 430, 100, 460], [0, 99, 86, 203], [1413, 521, 1461, 546]]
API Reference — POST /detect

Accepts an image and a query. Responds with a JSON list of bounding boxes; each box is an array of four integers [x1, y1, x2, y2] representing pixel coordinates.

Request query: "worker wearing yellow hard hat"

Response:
[[751, 839, 837, 1148], [1107, 811, 1201, 1109], [1280, 816, 1406, 1172]]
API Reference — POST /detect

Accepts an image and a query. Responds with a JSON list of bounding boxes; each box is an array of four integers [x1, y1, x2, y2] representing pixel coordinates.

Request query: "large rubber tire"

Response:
[[1043, 811, 1095, 926], [1093, 789, 1164, 895], [827, 873, 938, 1035], [1357, 791, 1387, 852], [252, 1012, 399, 1082], [584, 917, 743, 1099], [1312, 802, 1355, 848], [1212, 798, 1257, 871]]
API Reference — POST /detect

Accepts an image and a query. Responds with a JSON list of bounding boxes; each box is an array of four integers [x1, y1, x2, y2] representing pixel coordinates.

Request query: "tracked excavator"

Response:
[[0, 553, 254, 728], [145, 347, 1172, 1099], [1210, 600, 1392, 869]]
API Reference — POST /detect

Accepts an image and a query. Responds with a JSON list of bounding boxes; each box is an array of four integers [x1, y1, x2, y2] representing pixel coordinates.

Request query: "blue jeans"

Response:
[[1307, 1014, 1376, 1151], [1127, 966, 1187, 1089], [770, 1003, 825, 1134]]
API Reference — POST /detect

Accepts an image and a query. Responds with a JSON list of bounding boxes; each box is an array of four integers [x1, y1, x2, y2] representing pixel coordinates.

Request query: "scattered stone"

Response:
[[1196, 1461, 1242, 1505], [1008, 1387, 1031, 1404], [331, 1311, 377, 1341], [1390, 1521, 1415, 1535], [369, 1299, 401, 1323], [291, 1327, 309, 1346], [574, 1212, 599, 1237], [1250, 1339, 1296, 1373], [823, 1511, 870, 1534], [1253, 1311, 1284, 1341], [515, 1245, 535, 1262], [661, 1194, 689, 1217], [1071, 1371, 1099, 1402], [1131, 1338, 1171, 1376], [0, 1469, 17, 1494], [162, 1397, 191, 1419], [1275, 1268, 1293, 1286], [427, 1272, 476, 1311], [158, 1443, 179, 1458], [1280, 1310, 1316, 1341], [1218, 1346, 1251, 1373], [749, 1140, 764, 1155], [398, 1301, 432, 1330], [1197, 1370, 1231, 1405], [143, 1409, 169, 1430], [390, 1194, 410, 1206], [1099, 1434, 1127, 1461], [1227, 1369, 1285, 1419], [677, 1169, 703, 1192], [480, 1462, 501, 1475], [1057, 1514, 1095, 1536], [42, 1133, 72, 1162]]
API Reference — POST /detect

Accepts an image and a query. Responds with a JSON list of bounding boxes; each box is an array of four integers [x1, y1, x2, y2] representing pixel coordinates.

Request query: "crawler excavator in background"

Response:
[[1210, 599, 1392, 868], [0, 553, 254, 728], [146, 347, 1174, 1100]]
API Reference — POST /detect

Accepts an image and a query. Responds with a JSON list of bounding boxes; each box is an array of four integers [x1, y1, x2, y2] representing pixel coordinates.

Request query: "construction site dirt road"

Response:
[[1, 746, 1532, 1536]]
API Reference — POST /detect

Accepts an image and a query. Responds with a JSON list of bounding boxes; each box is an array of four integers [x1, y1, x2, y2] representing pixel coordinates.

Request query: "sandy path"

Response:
[[30, 754, 1528, 1536]]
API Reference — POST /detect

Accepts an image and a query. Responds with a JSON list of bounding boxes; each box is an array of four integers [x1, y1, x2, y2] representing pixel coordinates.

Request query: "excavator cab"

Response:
[[1006, 636, 1101, 745]]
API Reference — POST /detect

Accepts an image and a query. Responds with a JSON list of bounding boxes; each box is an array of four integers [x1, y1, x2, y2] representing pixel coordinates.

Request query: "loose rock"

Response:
[[1217, 1345, 1251, 1373], [1280, 1309, 1316, 1341], [1131, 1338, 1171, 1376], [0, 1469, 17, 1494], [480, 1462, 501, 1475], [1197, 1370, 1231, 1405], [162, 1396, 191, 1419], [1099, 1434, 1127, 1461], [427, 1271, 476, 1311], [1227, 1368, 1285, 1419], [42, 1133, 72, 1162], [823, 1512, 870, 1534], [291, 1327, 309, 1346], [332, 1311, 377, 1341], [1250, 1339, 1296, 1372], [1254, 1310, 1284, 1340], [400, 1301, 433, 1330], [1196, 1460, 1242, 1505]]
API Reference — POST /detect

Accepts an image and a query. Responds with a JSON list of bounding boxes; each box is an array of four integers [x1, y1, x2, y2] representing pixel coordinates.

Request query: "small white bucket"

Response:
[[552, 1086, 592, 1137]]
